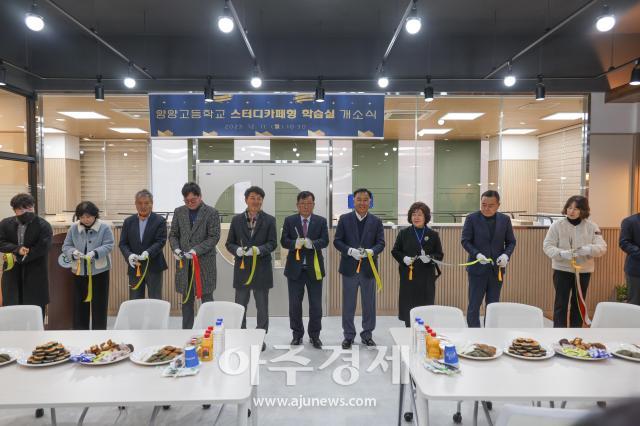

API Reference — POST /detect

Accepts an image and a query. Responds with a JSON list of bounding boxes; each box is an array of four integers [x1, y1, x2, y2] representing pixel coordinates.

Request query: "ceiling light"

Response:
[[437, 119, 445, 125], [500, 129, 537, 135], [218, 1, 235, 33], [541, 112, 585, 120], [424, 76, 434, 102], [0, 63, 6, 86], [124, 77, 136, 89], [58, 111, 109, 119], [377, 77, 389, 88], [504, 62, 516, 87], [109, 127, 147, 134], [596, 5, 615, 32], [42, 127, 66, 134], [630, 60, 640, 86], [535, 75, 545, 101], [440, 112, 484, 120], [417, 128, 452, 136], [25, 3, 44, 32], [55, 118, 65, 122], [405, 2, 421, 34], [315, 77, 325, 103], [94, 75, 104, 101], [250, 64, 262, 88], [204, 76, 214, 103]]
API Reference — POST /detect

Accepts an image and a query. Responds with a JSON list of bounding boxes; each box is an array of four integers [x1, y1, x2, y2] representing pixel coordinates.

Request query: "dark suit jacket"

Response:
[[280, 213, 329, 280], [461, 211, 516, 276], [225, 211, 277, 289], [0, 216, 52, 306], [119, 212, 168, 278], [333, 211, 385, 278], [620, 213, 640, 276]]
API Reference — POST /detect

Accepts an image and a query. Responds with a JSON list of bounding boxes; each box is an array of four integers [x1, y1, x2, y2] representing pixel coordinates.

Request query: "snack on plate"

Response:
[[616, 349, 640, 359], [145, 346, 183, 363], [27, 341, 70, 364], [508, 338, 547, 358], [462, 343, 497, 358], [0, 353, 11, 363], [77, 340, 133, 364], [557, 338, 610, 359]]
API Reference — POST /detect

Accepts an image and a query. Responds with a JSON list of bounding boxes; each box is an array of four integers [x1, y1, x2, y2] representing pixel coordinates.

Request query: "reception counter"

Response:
[[38, 222, 626, 321]]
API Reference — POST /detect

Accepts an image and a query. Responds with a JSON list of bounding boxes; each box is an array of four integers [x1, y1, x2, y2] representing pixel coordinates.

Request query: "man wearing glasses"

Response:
[[280, 191, 329, 349], [169, 182, 221, 329]]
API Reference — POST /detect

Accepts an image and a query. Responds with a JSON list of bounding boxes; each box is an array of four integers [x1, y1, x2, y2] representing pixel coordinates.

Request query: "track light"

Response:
[[503, 62, 516, 87], [204, 76, 215, 102], [630, 60, 640, 86], [596, 5, 615, 32], [218, 1, 234, 33], [377, 65, 389, 88], [424, 76, 434, 102], [405, 1, 421, 35], [123, 64, 136, 88], [25, 2, 44, 32], [0, 61, 6, 86], [315, 78, 325, 103], [535, 75, 546, 101], [250, 64, 262, 88], [94, 75, 104, 101]]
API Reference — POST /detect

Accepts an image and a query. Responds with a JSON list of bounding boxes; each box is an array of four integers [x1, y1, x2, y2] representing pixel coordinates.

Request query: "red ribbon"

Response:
[[192, 253, 203, 300]]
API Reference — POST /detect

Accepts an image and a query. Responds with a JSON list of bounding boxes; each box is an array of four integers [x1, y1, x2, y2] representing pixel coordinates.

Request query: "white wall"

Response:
[[151, 139, 189, 212], [43, 134, 80, 160], [332, 139, 353, 223], [234, 139, 270, 160], [489, 135, 539, 161], [590, 92, 639, 134], [398, 140, 434, 224]]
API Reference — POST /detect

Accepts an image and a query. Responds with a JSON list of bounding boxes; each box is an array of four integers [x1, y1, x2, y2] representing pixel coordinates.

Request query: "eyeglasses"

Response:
[[184, 197, 200, 204], [297, 202, 315, 206]]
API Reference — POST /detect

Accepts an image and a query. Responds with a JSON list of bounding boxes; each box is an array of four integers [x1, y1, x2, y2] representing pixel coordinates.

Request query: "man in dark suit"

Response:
[[333, 188, 385, 349], [169, 182, 221, 329], [225, 186, 277, 351], [281, 191, 329, 349], [620, 212, 640, 305], [119, 190, 168, 300], [461, 190, 516, 327]]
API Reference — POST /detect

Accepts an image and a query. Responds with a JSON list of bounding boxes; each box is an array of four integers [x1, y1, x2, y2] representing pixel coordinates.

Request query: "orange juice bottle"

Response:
[[427, 332, 441, 359], [202, 331, 213, 361]]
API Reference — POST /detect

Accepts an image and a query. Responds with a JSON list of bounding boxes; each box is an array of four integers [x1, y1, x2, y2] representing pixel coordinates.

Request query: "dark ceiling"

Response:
[[1, 0, 639, 95]]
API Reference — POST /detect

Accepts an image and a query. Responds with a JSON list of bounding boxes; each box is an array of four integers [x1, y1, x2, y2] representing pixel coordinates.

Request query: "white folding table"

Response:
[[0, 329, 265, 426], [390, 327, 640, 426]]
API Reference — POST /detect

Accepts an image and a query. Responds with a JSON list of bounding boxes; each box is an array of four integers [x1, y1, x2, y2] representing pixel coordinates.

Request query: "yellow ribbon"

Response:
[[181, 259, 195, 304], [365, 250, 383, 292], [1, 253, 15, 272], [244, 246, 258, 285], [313, 249, 322, 281], [84, 257, 93, 303], [295, 248, 301, 261], [431, 258, 494, 267], [130, 259, 150, 291], [408, 262, 414, 281]]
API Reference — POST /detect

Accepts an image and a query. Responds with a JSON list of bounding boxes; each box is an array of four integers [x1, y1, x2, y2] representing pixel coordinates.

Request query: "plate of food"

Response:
[[17, 341, 74, 367], [607, 343, 640, 362], [458, 343, 502, 360], [74, 339, 134, 365], [0, 348, 22, 367], [553, 338, 611, 361], [504, 337, 554, 360], [130, 345, 183, 366]]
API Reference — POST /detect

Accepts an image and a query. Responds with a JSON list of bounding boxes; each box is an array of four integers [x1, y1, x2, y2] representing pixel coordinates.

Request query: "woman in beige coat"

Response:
[[543, 195, 607, 327]]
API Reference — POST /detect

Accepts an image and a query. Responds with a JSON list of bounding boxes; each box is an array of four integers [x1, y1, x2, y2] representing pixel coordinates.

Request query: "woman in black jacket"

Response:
[[391, 202, 444, 327]]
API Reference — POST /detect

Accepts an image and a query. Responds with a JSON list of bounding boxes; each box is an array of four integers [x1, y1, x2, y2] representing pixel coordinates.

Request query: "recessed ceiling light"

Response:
[[541, 113, 584, 121], [440, 112, 484, 120], [500, 128, 537, 135], [440, 92, 448, 96], [109, 127, 147, 134], [42, 127, 66, 134], [417, 128, 452, 136], [58, 111, 109, 119], [55, 118, 65, 122]]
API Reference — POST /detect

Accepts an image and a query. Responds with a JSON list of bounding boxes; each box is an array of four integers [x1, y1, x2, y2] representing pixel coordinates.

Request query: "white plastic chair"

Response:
[[410, 305, 466, 328], [0, 305, 44, 331], [193, 301, 245, 330], [495, 404, 592, 426], [113, 299, 170, 330], [591, 302, 640, 328], [485, 302, 544, 329]]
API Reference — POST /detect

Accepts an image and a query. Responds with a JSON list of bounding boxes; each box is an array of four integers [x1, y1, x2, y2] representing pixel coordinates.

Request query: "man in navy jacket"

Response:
[[334, 188, 385, 349], [281, 191, 329, 349], [620, 212, 640, 305], [119, 190, 168, 299], [461, 190, 516, 327]]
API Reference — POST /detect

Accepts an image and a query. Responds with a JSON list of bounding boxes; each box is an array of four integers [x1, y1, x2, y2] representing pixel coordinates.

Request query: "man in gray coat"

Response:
[[169, 182, 221, 329], [225, 186, 277, 351]]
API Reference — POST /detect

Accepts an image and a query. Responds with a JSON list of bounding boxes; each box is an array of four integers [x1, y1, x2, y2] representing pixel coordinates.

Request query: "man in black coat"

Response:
[[280, 191, 329, 349], [0, 193, 52, 318], [119, 189, 168, 300], [620, 212, 640, 305], [225, 186, 277, 351]]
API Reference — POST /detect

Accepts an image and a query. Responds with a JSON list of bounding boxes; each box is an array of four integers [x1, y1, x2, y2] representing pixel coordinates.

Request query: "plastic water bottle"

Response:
[[412, 317, 422, 353], [416, 319, 426, 356], [214, 318, 224, 358]]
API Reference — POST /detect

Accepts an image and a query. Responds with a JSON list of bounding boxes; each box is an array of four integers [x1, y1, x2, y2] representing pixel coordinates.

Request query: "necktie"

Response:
[[303, 218, 308, 237]]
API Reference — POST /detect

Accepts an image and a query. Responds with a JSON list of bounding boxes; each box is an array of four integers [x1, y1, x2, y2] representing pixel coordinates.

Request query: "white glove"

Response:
[[84, 251, 96, 260], [244, 246, 259, 256], [236, 247, 245, 257], [365, 248, 374, 256], [576, 246, 591, 257], [139, 251, 149, 260], [476, 253, 490, 265], [173, 248, 183, 259], [184, 249, 195, 260], [496, 254, 509, 268], [403, 256, 413, 266], [128, 254, 139, 268], [348, 248, 363, 260], [419, 254, 431, 264], [72, 250, 83, 260], [560, 250, 574, 260], [294, 238, 304, 250], [304, 238, 313, 249]]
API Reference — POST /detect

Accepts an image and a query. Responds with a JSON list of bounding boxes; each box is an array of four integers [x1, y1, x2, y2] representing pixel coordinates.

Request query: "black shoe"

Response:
[[202, 404, 211, 409], [35, 408, 44, 418], [311, 338, 323, 349], [342, 339, 353, 350], [362, 337, 376, 348], [290, 337, 302, 345], [162, 405, 171, 410], [261, 342, 267, 352]]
